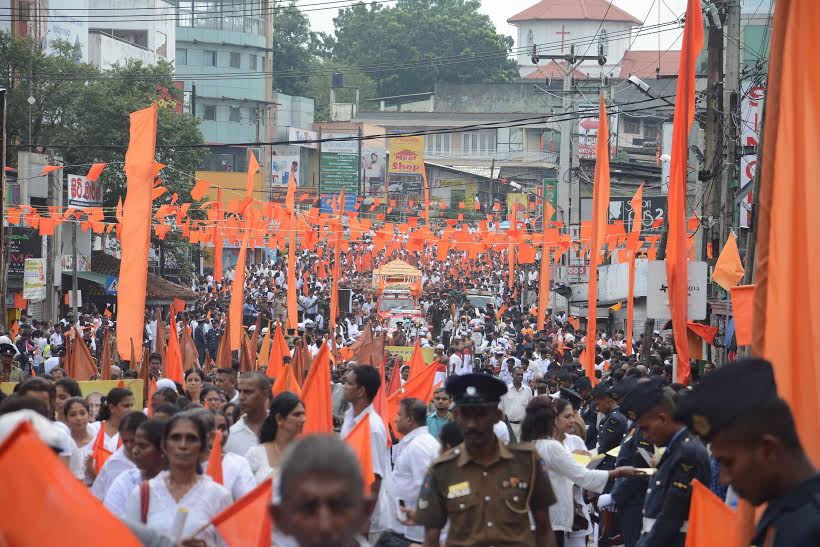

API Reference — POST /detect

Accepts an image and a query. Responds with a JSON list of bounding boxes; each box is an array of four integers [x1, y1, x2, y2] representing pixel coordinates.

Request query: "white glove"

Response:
[[598, 493, 615, 511]]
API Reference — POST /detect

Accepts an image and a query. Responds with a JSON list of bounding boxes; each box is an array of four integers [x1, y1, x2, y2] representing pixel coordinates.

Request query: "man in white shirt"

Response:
[[224, 373, 270, 456], [499, 366, 533, 442], [341, 365, 389, 537], [381, 398, 440, 544], [447, 345, 464, 376]]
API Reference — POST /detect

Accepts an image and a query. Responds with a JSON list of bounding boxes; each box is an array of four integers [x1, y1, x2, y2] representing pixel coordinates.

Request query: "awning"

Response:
[[62, 271, 108, 288]]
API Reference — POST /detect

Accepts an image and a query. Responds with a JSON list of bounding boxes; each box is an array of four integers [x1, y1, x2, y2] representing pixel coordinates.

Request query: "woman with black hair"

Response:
[[104, 419, 167, 516], [64, 397, 94, 483], [245, 391, 305, 484], [54, 378, 82, 424], [521, 396, 639, 547], [199, 385, 227, 412], [184, 369, 205, 406], [125, 412, 231, 545], [90, 411, 148, 500], [92, 387, 135, 452]]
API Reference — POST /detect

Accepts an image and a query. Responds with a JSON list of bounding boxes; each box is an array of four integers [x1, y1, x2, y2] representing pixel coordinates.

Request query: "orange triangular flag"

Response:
[[711, 233, 745, 290], [100, 330, 112, 380], [0, 422, 141, 545], [211, 478, 272, 547], [180, 325, 200, 372], [386, 357, 438, 439], [72, 330, 98, 381], [301, 343, 333, 434], [406, 340, 427, 381], [86, 162, 106, 182], [495, 304, 507, 320], [229, 229, 251, 350], [155, 308, 167, 375], [146, 377, 157, 416], [165, 307, 184, 384], [206, 430, 223, 485], [190, 179, 210, 201], [216, 315, 233, 371], [343, 418, 375, 495], [271, 365, 302, 398], [684, 480, 739, 547], [266, 322, 287, 380], [239, 329, 255, 373], [92, 421, 112, 474], [257, 322, 272, 369]]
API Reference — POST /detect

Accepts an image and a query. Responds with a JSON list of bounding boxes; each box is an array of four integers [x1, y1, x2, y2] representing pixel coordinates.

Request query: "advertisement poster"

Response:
[[7, 228, 42, 279], [271, 156, 300, 187], [288, 127, 318, 149], [388, 135, 425, 175], [67, 174, 103, 207], [320, 133, 359, 194], [23, 258, 46, 302], [361, 147, 386, 195]]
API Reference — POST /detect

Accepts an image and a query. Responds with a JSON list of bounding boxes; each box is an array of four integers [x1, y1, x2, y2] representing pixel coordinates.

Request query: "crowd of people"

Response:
[[0, 246, 817, 547]]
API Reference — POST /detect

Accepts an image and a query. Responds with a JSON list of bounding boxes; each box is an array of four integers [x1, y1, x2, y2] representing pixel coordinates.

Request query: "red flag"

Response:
[[0, 422, 141, 545], [301, 343, 333, 434], [211, 478, 272, 547], [116, 105, 158, 360], [666, 0, 704, 384], [343, 418, 374, 495], [206, 430, 223, 485]]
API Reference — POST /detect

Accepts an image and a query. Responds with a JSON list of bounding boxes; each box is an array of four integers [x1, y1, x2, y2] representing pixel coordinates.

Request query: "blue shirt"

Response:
[[426, 413, 450, 440]]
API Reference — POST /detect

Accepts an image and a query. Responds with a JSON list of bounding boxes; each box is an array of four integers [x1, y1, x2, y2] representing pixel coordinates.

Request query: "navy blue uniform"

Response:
[[611, 427, 653, 547], [596, 407, 628, 471], [582, 399, 598, 450], [637, 427, 710, 547], [750, 473, 820, 547]]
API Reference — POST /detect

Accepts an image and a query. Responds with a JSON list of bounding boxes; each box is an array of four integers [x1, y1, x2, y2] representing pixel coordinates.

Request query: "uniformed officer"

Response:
[[675, 358, 820, 547], [414, 373, 558, 547], [0, 343, 25, 383], [619, 379, 710, 547], [574, 377, 598, 449], [591, 383, 628, 471]]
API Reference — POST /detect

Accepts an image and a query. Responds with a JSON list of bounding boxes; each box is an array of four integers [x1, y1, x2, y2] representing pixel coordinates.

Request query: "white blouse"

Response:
[[125, 471, 232, 546], [104, 468, 142, 516], [202, 452, 257, 501], [534, 438, 609, 532], [245, 444, 279, 485]]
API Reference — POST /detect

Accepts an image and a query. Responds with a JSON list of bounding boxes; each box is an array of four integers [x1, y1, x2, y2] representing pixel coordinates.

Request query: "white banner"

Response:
[[67, 174, 103, 207], [646, 260, 708, 320], [23, 258, 46, 302]]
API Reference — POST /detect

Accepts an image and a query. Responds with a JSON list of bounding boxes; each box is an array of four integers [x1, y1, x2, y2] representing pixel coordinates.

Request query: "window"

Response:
[[229, 106, 241, 122], [230, 52, 241, 68], [644, 123, 661, 141], [177, 48, 187, 65], [203, 105, 216, 121], [462, 130, 496, 156], [249, 54, 257, 71], [425, 133, 451, 155], [203, 50, 217, 66], [242, 107, 252, 123], [623, 117, 641, 134]]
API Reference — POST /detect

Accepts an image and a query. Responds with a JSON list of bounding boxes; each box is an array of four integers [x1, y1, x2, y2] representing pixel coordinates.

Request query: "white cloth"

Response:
[[493, 421, 510, 444], [52, 421, 78, 457], [69, 435, 95, 484], [125, 471, 232, 545], [203, 452, 256, 501], [44, 356, 61, 374], [104, 468, 142, 516], [91, 447, 136, 500], [245, 444, 277, 485], [383, 427, 440, 542], [223, 415, 259, 456], [563, 434, 594, 540], [533, 438, 609, 532], [499, 384, 532, 441], [88, 421, 120, 453]]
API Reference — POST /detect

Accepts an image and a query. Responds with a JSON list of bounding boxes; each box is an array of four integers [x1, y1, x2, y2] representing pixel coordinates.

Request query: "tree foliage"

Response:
[[271, 1, 323, 96], [0, 33, 206, 282], [328, 0, 519, 97]]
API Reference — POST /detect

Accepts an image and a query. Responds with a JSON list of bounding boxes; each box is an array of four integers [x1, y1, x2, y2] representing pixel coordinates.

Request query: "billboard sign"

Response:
[[288, 127, 318, 149], [271, 156, 300, 187], [23, 258, 46, 302], [67, 174, 103, 207], [646, 260, 708, 320], [388, 135, 425, 175]]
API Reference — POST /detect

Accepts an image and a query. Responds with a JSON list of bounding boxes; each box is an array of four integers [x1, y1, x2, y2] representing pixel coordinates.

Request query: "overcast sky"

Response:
[[306, 0, 689, 51]]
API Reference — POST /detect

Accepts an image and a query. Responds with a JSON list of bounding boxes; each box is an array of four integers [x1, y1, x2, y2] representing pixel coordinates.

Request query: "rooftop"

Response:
[[508, 0, 642, 25], [618, 50, 682, 78]]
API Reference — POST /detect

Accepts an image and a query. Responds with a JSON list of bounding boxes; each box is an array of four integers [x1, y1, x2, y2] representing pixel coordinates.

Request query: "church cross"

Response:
[[556, 25, 570, 52]]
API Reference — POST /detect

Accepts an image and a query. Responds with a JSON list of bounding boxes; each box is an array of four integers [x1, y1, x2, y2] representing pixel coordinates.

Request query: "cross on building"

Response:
[[556, 25, 570, 52]]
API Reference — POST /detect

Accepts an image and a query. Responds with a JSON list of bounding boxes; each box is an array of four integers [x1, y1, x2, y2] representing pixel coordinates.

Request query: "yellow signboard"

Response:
[[507, 192, 528, 214], [388, 135, 425, 175], [385, 346, 436, 364], [1, 379, 145, 409]]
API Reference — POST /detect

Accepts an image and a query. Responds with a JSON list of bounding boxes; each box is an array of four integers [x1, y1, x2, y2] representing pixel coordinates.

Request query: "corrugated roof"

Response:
[[92, 251, 199, 302], [508, 0, 642, 24], [618, 50, 682, 78], [523, 62, 588, 80]]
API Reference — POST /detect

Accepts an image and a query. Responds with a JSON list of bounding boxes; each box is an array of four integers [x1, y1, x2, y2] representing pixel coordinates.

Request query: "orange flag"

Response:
[[329, 191, 344, 343], [116, 104, 158, 360], [271, 365, 302, 398], [406, 340, 427, 381], [386, 358, 438, 439], [206, 430, 223, 485], [92, 421, 113, 474], [0, 422, 141, 545], [684, 480, 739, 547], [100, 329, 112, 380], [266, 322, 288, 380], [165, 307, 184, 384], [286, 175, 298, 332], [180, 325, 200, 372], [239, 329, 255, 373], [214, 188, 224, 282], [155, 308, 167, 375], [507, 206, 516, 289], [495, 304, 507, 320], [301, 343, 333, 434], [537, 202, 556, 330], [146, 377, 157, 416], [245, 148, 259, 200], [211, 478, 272, 547], [626, 184, 644, 356], [711, 233, 745, 290], [666, 0, 704, 385], [215, 316, 233, 370], [257, 322, 272, 369], [343, 418, 375, 495], [730, 285, 755, 347], [584, 95, 611, 385], [72, 330, 98, 381], [229, 229, 251, 351], [249, 313, 262, 368]]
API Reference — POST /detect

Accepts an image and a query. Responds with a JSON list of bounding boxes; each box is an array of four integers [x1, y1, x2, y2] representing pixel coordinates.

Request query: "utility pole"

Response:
[[721, 0, 741, 246], [0, 88, 6, 310], [703, 3, 724, 269]]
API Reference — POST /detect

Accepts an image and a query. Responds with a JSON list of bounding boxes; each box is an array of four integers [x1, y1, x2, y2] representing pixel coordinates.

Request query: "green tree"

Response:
[[306, 58, 377, 121], [328, 0, 519, 97], [271, 1, 322, 96]]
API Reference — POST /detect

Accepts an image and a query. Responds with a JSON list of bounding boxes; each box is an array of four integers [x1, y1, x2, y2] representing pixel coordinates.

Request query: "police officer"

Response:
[[414, 373, 558, 547], [591, 383, 628, 471], [0, 343, 25, 383], [675, 358, 820, 547], [574, 377, 598, 449], [619, 379, 710, 547]]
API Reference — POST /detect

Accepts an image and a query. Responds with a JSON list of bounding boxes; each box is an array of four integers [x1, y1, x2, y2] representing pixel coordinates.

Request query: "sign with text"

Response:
[[646, 260, 707, 320], [67, 174, 103, 207], [320, 153, 359, 194], [388, 135, 425, 175], [271, 155, 300, 187], [7, 228, 42, 279], [22, 258, 46, 301], [288, 127, 318, 149]]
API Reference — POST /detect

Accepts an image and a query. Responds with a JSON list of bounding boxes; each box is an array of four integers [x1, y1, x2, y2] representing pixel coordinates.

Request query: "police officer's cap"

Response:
[[445, 373, 507, 407], [559, 387, 583, 407], [675, 358, 777, 440], [0, 343, 16, 357], [590, 382, 614, 400], [619, 378, 666, 420], [573, 377, 593, 392]]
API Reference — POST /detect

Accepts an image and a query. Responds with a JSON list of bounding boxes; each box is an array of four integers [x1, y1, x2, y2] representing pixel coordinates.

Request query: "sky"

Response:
[[305, 0, 689, 51]]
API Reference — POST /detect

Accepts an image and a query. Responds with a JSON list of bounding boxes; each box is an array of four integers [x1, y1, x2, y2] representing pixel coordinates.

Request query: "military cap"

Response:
[[573, 377, 593, 392], [590, 382, 614, 400], [619, 378, 666, 420], [675, 358, 778, 439], [559, 386, 583, 407], [0, 343, 16, 357], [445, 373, 508, 407]]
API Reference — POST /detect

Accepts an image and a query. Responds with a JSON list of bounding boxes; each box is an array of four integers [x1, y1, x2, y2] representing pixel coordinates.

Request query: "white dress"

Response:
[[91, 447, 135, 500], [125, 471, 232, 546], [69, 435, 95, 484], [104, 468, 142, 516], [563, 434, 595, 546], [202, 452, 257, 501], [245, 444, 278, 485]]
